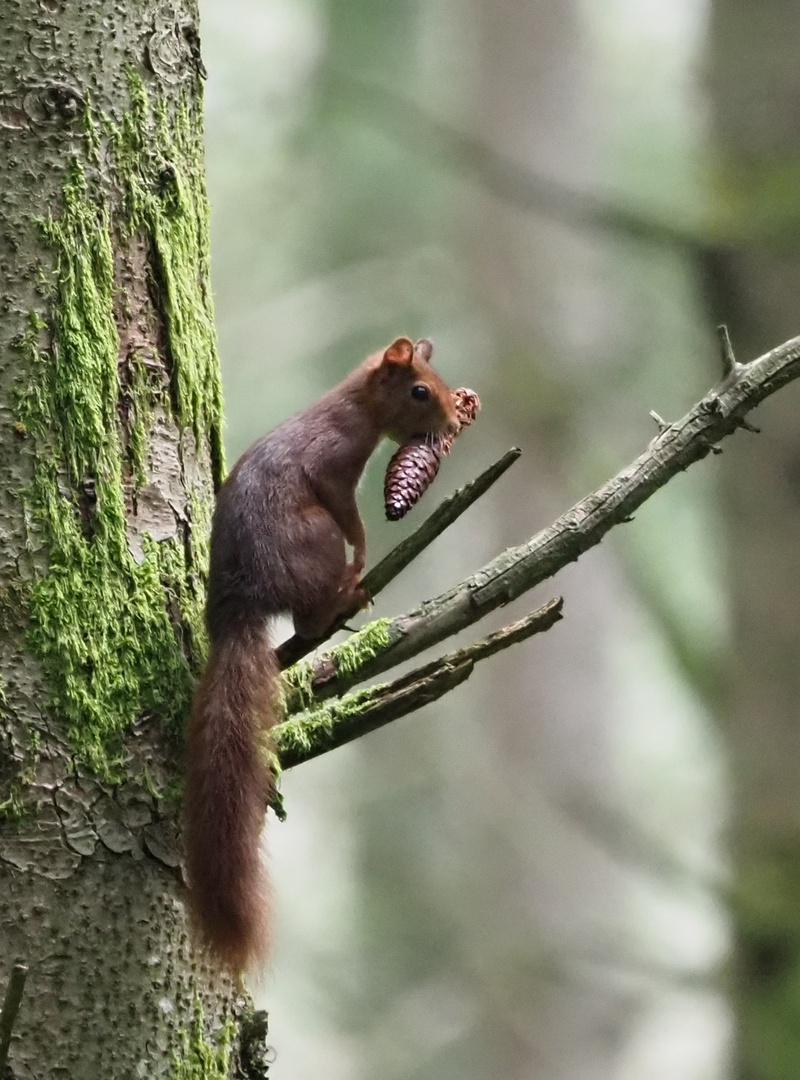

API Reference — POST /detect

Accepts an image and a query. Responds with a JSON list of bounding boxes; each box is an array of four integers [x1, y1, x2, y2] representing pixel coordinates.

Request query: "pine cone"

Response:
[[384, 439, 443, 521], [384, 387, 480, 520]]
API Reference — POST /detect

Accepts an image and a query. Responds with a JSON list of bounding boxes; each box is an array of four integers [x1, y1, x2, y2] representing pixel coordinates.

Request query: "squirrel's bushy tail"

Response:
[[184, 620, 277, 973]]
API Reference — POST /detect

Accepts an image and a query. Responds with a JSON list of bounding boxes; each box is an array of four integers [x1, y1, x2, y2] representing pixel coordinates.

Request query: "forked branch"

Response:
[[279, 332, 800, 764], [276, 598, 563, 768]]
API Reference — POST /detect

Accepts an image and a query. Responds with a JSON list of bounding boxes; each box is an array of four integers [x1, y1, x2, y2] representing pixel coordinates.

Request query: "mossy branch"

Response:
[[275, 598, 563, 768], [281, 332, 800, 729], [275, 446, 521, 669]]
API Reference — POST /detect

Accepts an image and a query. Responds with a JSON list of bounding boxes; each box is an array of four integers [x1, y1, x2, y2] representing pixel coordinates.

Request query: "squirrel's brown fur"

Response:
[[184, 337, 457, 972]]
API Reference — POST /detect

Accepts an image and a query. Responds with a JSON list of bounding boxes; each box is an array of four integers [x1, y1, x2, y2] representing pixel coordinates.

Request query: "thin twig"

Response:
[[275, 598, 563, 767], [276, 447, 521, 669], [289, 333, 800, 709], [361, 447, 521, 599], [649, 410, 668, 433], [717, 323, 737, 376], [716, 324, 756, 405], [0, 960, 28, 1074]]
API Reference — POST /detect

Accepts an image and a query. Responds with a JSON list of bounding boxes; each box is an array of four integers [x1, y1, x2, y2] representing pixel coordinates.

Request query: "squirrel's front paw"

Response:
[[342, 560, 363, 589], [351, 585, 371, 612], [337, 565, 371, 613]]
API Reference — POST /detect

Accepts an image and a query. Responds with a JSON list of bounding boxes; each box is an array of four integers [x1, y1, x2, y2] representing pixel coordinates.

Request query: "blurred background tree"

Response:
[[200, 0, 800, 1077], [707, 3, 800, 1078]]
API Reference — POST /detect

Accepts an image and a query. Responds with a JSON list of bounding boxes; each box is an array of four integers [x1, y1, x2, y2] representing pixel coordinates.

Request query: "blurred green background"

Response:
[[200, 1, 800, 1076]]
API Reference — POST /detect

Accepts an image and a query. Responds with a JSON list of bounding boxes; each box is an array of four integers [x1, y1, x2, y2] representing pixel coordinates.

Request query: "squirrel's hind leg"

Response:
[[286, 507, 357, 639]]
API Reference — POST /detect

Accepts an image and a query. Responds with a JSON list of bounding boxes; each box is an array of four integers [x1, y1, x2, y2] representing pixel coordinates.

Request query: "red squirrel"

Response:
[[184, 336, 458, 972]]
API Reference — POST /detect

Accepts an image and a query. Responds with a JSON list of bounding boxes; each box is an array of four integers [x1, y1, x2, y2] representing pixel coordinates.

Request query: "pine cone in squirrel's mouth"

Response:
[[384, 388, 480, 520]]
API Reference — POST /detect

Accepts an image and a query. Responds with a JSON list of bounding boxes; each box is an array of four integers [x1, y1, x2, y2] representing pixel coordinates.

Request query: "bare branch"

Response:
[[275, 598, 563, 768], [276, 447, 521, 668], [289, 333, 800, 706]]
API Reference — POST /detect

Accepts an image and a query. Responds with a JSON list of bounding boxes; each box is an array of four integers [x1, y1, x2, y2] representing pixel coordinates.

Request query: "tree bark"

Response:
[[0, 3, 241, 1077]]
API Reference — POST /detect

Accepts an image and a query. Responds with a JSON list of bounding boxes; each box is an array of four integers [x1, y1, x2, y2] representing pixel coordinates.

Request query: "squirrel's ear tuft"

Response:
[[383, 337, 415, 366], [414, 338, 434, 362]]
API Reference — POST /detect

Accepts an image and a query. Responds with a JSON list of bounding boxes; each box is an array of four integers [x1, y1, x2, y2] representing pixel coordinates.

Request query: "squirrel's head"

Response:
[[365, 337, 459, 444]]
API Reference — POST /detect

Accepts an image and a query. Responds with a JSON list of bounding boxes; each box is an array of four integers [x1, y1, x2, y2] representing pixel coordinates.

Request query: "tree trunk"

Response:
[[0, 3, 243, 1076], [706, 4, 800, 1077]]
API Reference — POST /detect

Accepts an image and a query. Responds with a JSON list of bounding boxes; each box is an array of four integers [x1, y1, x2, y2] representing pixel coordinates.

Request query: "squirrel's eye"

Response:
[[411, 384, 430, 402]]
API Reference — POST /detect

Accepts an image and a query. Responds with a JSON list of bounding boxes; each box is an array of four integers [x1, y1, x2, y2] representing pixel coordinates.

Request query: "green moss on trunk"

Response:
[[110, 73, 224, 479], [16, 78, 222, 779], [168, 999, 234, 1080]]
